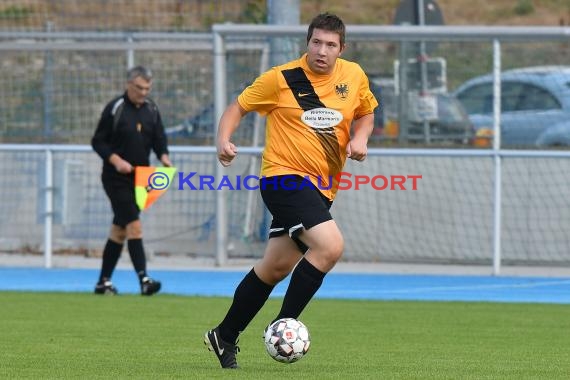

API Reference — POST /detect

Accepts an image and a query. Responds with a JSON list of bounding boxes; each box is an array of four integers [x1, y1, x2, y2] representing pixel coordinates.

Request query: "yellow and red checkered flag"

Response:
[[134, 166, 177, 211]]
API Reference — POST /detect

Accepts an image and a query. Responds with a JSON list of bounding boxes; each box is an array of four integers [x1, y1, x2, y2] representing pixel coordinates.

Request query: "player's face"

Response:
[[127, 76, 152, 106], [306, 28, 345, 75]]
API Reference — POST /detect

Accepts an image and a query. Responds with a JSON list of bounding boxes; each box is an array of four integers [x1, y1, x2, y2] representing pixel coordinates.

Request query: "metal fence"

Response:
[[2, 25, 570, 146], [5, 144, 570, 273], [1, 25, 570, 271]]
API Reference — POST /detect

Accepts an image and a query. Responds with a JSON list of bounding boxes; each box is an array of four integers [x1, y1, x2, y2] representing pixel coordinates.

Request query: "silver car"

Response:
[[453, 66, 570, 148]]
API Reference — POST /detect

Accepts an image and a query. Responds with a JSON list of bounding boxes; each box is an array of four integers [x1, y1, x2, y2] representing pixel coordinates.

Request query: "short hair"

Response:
[[127, 65, 153, 82], [306, 13, 346, 46]]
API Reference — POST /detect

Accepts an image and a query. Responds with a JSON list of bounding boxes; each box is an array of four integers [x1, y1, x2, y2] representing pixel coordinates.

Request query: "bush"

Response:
[[514, 0, 534, 16]]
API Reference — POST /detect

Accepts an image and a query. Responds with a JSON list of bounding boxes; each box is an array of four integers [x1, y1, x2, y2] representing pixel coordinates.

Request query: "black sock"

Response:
[[274, 257, 326, 321], [127, 239, 147, 282], [98, 239, 123, 283], [218, 268, 274, 344]]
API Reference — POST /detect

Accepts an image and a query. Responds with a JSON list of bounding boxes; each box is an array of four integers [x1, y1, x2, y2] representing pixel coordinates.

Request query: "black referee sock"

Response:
[[127, 239, 147, 281], [218, 268, 274, 344], [274, 257, 325, 321], [98, 239, 123, 283]]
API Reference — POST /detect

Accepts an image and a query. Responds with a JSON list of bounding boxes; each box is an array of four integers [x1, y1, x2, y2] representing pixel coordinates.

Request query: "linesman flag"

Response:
[[134, 166, 177, 211]]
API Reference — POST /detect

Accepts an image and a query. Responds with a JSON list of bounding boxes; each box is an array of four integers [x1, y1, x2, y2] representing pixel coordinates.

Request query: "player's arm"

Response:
[[153, 109, 171, 165], [347, 113, 374, 162], [217, 100, 247, 167], [151, 109, 172, 168], [92, 105, 133, 173], [347, 70, 378, 162], [91, 106, 114, 160]]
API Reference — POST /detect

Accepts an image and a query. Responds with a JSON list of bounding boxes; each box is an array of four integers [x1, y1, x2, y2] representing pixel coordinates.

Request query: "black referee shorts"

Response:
[[260, 175, 333, 253], [102, 171, 140, 227]]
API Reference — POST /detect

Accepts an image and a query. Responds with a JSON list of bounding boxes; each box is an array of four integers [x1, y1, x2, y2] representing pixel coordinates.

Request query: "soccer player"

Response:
[[91, 65, 172, 296], [204, 13, 378, 368]]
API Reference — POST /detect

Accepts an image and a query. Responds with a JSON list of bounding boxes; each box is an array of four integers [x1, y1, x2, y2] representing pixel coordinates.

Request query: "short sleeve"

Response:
[[355, 71, 379, 119], [237, 68, 280, 115]]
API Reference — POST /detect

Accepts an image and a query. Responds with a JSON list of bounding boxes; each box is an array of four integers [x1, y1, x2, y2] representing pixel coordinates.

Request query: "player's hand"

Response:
[[114, 159, 133, 174], [109, 154, 133, 174], [347, 139, 368, 162], [160, 154, 173, 167], [217, 141, 238, 167]]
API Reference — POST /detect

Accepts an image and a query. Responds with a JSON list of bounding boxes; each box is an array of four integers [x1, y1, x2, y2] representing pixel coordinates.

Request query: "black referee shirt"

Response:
[[92, 92, 169, 174]]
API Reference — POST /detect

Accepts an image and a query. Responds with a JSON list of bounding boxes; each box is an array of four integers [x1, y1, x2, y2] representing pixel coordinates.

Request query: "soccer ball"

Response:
[[263, 318, 311, 363]]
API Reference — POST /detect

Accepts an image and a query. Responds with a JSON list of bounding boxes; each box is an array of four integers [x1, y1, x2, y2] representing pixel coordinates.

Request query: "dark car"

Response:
[[166, 95, 258, 143]]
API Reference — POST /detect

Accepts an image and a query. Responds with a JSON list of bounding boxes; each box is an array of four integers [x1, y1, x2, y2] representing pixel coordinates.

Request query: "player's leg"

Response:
[[102, 224, 126, 276], [125, 218, 161, 295], [205, 235, 302, 369], [205, 176, 312, 368], [300, 219, 344, 273], [104, 172, 161, 296], [269, 181, 342, 321], [218, 235, 302, 343], [95, 175, 128, 295], [94, 224, 125, 295], [254, 235, 304, 285], [125, 219, 145, 278]]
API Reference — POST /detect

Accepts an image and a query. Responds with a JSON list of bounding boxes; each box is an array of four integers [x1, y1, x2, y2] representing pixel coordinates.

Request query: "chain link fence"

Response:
[[0, 0, 265, 32]]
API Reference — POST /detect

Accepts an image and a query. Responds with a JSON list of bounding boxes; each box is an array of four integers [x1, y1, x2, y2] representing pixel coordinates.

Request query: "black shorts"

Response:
[[260, 175, 333, 253], [102, 171, 139, 227]]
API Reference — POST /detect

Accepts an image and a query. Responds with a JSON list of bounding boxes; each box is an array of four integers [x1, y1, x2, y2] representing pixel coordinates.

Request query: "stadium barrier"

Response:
[[1, 144, 570, 273], [1, 25, 570, 272]]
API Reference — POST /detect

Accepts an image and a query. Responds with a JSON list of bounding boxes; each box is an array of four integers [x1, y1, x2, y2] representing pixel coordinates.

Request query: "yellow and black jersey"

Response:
[[238, 53, 378, 200]]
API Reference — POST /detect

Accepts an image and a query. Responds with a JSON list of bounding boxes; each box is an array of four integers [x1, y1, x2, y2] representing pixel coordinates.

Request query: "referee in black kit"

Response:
[[91, 65, 172, 295]]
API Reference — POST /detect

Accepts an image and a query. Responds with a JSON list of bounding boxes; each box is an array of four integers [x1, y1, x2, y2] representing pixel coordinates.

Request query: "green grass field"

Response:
[[1, 292, 568, 379]]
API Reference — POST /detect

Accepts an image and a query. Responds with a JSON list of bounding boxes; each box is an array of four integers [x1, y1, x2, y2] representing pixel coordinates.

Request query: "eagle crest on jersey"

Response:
[[335, 83, 349, 100]]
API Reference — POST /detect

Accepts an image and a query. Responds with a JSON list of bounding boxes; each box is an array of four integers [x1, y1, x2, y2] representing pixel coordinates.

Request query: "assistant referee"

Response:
[[91, 65, 172, 296]]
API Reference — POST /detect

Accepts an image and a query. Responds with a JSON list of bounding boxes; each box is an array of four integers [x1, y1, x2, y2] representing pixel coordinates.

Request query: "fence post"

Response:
[[127, 34, 134, 68], [214, 31, 228, 266], [44, 148, 53, 268], [43, 21, 54, 140], [492, 39, 502, 276]]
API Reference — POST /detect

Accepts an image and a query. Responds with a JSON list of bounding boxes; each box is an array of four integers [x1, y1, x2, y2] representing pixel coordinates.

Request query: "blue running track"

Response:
[[0, 267, 569, 304]]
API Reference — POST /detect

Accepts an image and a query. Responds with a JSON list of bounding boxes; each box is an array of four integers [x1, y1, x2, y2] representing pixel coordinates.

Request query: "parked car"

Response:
[[369, 76, 474, 145], [453, 66, 570, 148], [169, 75, 474, 146]]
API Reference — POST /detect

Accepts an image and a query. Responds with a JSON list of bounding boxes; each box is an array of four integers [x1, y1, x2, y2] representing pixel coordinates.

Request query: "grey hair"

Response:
[[127, 65, 153, 82]]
